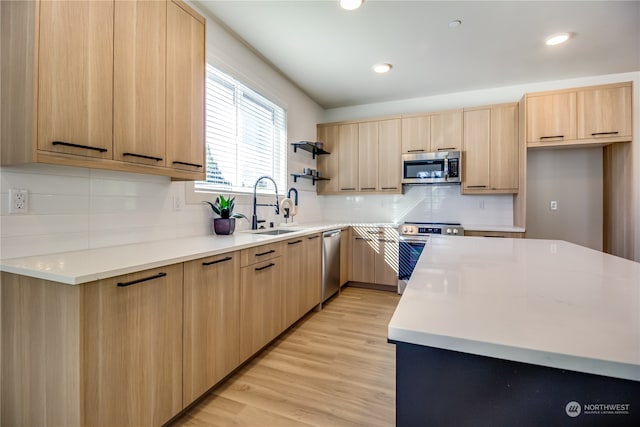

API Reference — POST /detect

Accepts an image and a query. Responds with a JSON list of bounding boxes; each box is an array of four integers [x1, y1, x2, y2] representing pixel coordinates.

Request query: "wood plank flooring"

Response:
[[172, 287, 401, 427]]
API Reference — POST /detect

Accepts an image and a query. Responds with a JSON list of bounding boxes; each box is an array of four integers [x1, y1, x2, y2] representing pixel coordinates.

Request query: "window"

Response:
[[196, 65, 287, 194]]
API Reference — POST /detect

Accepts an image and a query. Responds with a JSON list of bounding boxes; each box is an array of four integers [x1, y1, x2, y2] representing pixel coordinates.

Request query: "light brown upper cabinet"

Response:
[[526, 82, 632, 148], [317, 124, 341, 193], [401, 110, 463, 153], [358, 121, 379, 191], [166, 0, 206, 175], [36, 0, 114, 160], [0, 0, 205, 180], [463, 103, 519, 194], [577, 84, 632, 141], [430, 110, 463, 151], [318, 118, 401, 194], [338, 123, 359, 192], [114, 0, 167, 167], [401, 115, 430, 153], [378, 118, 402, 192]]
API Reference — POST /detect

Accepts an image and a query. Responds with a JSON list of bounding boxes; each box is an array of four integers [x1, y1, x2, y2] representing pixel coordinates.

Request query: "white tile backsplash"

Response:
[[320, 185, 514, 226], [1, 164, 512, 259]]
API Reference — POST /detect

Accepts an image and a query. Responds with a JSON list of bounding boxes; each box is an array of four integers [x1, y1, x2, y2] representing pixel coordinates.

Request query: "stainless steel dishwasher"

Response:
[[322, 229, 341, 303]]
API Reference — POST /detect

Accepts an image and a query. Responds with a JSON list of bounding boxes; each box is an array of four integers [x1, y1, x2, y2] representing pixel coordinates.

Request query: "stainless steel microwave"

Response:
[[401, 151, 462, 184]]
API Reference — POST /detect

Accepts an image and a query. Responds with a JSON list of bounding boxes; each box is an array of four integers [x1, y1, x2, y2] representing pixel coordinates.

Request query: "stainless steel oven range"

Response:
[[397, 222, 464, 294]]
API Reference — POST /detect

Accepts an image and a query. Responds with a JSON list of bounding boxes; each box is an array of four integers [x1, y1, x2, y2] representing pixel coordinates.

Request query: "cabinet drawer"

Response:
[[241, 241, 283, 266]]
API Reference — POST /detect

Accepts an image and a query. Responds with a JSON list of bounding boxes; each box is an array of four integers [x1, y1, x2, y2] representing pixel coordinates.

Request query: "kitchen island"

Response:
[[388, 236, 640, 426]]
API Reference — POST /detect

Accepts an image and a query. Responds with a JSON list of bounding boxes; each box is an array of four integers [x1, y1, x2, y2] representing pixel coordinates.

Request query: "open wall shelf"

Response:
[[290, 173, 329, 186], [291, 141, 330, 159]]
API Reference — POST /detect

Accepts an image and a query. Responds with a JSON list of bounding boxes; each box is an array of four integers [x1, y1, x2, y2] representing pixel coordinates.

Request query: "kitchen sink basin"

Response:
[[253, 229, 298, 236]]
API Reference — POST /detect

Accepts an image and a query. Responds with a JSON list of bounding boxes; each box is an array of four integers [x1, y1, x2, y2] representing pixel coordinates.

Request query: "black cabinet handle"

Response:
[[173, 161, 203, 168], [591, 131, 619, 136], [255, 249, 276, 257], [355, 237, 373, 241], [341, 187, 356, 191], [52, 141, 108, 153], [437, 147, 456, 151], [407, 149, 425, 153], [466, 185, 487, 188], [381, 187, 398, 190], [202, 256, 232, 266], [307, 235, 320, 240], [123, 152, 163, 162], [255, 262, 275, 272], [361, 187, 376, 190], [117, 272, 166, 287], [539, 135, 564, 140], [287, 240, 303, 245]]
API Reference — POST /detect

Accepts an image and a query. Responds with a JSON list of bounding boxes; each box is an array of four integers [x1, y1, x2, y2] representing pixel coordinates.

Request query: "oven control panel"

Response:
[[400, 223, 464, 236]]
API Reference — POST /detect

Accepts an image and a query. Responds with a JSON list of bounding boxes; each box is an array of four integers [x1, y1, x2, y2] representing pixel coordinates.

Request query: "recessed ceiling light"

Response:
[[340, 0, 364, 11], [545, 32, 571, 46], [373, 63, 392, 74], [448, 19, 462, 29]]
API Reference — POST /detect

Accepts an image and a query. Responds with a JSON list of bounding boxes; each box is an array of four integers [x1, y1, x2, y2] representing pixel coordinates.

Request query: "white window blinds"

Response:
[[197, 65, 287, 194]]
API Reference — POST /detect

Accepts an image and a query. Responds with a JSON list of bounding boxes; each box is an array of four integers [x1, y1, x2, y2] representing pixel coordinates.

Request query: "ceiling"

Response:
[[194, 1, 640, 109]]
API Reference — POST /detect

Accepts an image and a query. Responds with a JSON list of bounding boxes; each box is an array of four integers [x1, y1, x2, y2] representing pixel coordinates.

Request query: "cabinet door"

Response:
[[358, 121, 379, 191], [401, 115, 430, 153], [166, 0, 206, 176], [526, 92, 576, 143], [378, 118, 402, 192], [340, 227, 351, 285], [338, 123, 359, 192], [463, 109, 491, 191], [577, 85, 632, 140], [351, 228, 376, 283], [303, 234, 323, 312], [37, 0, 113, 158], [430, 110, 463, 151], [82, 264, 183, 427], [490, 103, 519, 191], [374, 230, 399, 287], [240, 258, 283, 362], [114, 0, 166, 166], [317, 124, 340, 194], [283, 238, 305, 327], [183, 253, 240, 404]]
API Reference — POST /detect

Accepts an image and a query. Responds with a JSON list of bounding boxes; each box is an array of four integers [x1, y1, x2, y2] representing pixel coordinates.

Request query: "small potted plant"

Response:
[[204, 195, 248, 235]]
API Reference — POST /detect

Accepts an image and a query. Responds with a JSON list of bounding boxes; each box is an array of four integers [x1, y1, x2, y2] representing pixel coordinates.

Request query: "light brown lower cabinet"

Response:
[[1, 238, 332, 426], [239, 245, 284, 362], [183, 252, 240, 404], [351, 226, 398, 288], [1, 264, 183, 427], [340, 227, 351, 286], [283, 234, 322, 326]]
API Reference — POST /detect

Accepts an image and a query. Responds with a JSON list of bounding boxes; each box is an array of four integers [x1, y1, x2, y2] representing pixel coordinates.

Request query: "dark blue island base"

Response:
[[394, 342, 639, 427]]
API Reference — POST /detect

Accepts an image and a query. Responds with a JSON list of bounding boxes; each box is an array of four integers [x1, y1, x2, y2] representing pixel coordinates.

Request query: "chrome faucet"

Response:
[[251, 176, 280, 230]]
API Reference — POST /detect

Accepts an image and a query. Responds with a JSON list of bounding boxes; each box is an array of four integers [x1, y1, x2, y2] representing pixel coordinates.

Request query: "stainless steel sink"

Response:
[[253, 229, 298, 236]]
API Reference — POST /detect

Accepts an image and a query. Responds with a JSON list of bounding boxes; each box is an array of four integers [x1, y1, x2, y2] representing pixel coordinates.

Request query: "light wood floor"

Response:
[[172, 286, 401, 427]]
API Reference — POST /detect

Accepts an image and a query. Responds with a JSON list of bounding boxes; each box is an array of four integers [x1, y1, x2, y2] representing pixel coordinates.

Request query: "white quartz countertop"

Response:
[[388, 236, 640, 381], [0, 223, 360, 285]]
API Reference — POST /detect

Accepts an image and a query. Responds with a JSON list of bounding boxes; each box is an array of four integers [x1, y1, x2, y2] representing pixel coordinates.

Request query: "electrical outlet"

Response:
[[550, 200, 558, 211], [172, 196, 182, 211], [9, 189, 29, 214]]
